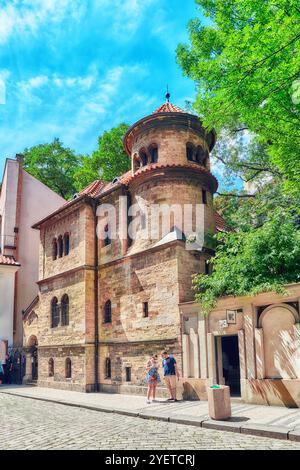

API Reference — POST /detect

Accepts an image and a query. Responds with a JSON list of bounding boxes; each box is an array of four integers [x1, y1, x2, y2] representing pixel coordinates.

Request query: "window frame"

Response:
[[61, 294, 69, 326], [65, 358, 72, 379], [51, 297, 60, 328], [48, 358, 54, 377], [143, 301, 149, 318], [104, 299, 112, 324]]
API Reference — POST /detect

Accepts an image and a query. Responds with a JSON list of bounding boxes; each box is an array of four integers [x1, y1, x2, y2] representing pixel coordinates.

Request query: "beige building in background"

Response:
[[180, 284, 300, 407], [0, 155, 65, 349]]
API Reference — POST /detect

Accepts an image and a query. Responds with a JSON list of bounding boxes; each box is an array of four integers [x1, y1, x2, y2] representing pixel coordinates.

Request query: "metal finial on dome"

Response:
[[165, 85, 170, 103]]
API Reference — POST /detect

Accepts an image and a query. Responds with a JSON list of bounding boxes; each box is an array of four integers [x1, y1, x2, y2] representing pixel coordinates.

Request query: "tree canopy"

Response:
[[21, 123, 131, 199], [23, 138, 81, 199], [193, 182, 300, 314], [74, 123, 130, 191], [177, 0, 300, 196], [177, 0, 300, 312]]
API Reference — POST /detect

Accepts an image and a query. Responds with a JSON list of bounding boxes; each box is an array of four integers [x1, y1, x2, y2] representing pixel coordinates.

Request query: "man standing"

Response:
[[161, 351, 180, 401]]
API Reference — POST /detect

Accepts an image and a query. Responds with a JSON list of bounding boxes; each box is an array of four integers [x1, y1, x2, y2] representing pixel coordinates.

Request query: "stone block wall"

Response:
[[39, 205, 88, 280], [131, 127, 210, 170]]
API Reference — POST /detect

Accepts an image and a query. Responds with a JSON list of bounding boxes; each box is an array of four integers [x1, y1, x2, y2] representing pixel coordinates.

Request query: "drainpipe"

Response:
[[88, 199, 99, 392], [94, 200, 99, 392]]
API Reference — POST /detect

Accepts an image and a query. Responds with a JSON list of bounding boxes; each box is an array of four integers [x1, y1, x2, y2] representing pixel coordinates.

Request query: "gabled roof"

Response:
[[22, 295, 39, 320], [32, 171, 133, 229], [0, 254, 20, 266]]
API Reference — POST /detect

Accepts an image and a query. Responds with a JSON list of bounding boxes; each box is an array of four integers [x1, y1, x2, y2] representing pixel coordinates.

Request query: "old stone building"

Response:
[[23, 99, 221, 394], [22, 100, 300, 407]]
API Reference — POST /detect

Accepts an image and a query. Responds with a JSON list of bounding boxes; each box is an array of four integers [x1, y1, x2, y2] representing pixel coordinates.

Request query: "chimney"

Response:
[[16, 154, 24, 165]]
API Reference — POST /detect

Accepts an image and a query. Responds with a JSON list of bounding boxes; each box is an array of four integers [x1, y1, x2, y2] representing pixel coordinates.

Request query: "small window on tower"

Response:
[[186, 143, 194, 162], [143, 302, 149, 318], [202, 190, 207, 205], [149, 145, 158, 163], [139, 150, 148, 166]]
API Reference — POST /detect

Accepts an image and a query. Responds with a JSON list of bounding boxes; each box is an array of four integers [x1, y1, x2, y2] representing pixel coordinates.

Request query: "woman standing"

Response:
[[145, 354, 161, 404]]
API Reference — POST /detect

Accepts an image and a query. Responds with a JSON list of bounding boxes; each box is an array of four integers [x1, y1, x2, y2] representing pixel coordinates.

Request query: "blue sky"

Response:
[[0, 1, 232, 188]]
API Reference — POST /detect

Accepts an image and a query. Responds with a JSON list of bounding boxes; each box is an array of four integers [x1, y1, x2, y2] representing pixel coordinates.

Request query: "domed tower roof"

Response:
[[123, 96, 216, 156], [152, 101, 185, 114]]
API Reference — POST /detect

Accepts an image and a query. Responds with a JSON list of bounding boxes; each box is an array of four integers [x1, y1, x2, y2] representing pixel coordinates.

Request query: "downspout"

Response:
[[92, 199, 99, 392]]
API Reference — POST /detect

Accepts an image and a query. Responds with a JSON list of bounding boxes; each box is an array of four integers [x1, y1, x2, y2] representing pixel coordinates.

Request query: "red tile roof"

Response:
[[0, 254, 20, 266], [79, 180, 106, 198], [122, 162, 217, 187], [215, 211, 230, 232], [152, 102, 185, 114]]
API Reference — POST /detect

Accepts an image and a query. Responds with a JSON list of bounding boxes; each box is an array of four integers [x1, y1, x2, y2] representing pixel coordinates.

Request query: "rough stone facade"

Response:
[[23, 102, 220, 395]]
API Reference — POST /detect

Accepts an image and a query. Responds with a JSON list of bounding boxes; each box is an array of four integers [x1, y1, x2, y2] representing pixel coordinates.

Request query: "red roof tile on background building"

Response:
[[152, 102, 185, 114], [0, 254, 20, 266], [215, 211, 230, 232]]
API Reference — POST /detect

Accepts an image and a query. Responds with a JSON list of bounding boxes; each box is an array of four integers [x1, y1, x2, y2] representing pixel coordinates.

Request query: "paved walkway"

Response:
[[1, 385, 300, 442], [1, 393, 299, 450]]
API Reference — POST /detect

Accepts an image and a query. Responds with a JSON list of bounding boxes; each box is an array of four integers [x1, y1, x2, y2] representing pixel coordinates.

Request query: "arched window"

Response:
[[61, 294, 69, 326], [64, 233, 70, 256], [58, 235, 64, 258], [51, 297, 59, 328], [105, 357, 111, 379], [65, 358, 72, 379], [104, 300, 112, 324], [186, 143, 195, 162], [202, 151, 209, 168], [52, 238, 58, 260], [195, 145, 205, 164], [104, 224, 111, 247], [149, 145, 158, 163], [139, 150, 148, 166], [48, 358, 54, 377], [133, 154, 142, 172]]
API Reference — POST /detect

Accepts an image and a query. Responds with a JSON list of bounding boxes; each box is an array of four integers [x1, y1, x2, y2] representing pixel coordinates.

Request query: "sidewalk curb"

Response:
[[1, 390, 299, 443]]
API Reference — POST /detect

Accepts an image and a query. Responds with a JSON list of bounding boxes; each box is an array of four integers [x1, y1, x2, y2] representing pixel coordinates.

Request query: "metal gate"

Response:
[[7, 347, 26, 385]]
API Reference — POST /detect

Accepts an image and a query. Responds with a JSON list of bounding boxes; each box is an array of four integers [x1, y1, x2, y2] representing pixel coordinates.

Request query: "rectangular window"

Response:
[[202, 189, 207, 204], [143, 302, 149, 318], [125, 367, 131, 382]]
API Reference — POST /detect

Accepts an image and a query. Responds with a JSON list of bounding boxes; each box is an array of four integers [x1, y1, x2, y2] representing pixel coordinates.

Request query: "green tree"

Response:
[[74, 123, 130, 191], [177, 0, 300, 195], [23, 138, 81, 199], [193, 208, 300, 315]]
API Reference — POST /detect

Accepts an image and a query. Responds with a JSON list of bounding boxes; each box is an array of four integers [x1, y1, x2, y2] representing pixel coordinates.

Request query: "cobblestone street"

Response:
[[0, 394, 299, 450]]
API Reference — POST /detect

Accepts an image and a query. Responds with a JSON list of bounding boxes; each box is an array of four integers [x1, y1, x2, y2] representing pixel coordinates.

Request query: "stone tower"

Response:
[[123, 98, 218, 253]]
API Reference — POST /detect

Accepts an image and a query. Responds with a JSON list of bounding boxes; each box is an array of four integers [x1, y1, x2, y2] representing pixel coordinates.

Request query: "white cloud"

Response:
[[0, 0, 86, 44]]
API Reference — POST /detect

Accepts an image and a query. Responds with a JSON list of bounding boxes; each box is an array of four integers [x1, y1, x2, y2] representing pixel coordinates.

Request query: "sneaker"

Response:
[[167, 398, 175, 401], [146, 399, 151, 404]]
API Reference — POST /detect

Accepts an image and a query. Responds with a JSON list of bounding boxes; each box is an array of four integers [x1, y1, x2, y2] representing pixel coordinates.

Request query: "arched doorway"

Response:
[[259, 304, 299, 379], [28, 336, 38, 382]]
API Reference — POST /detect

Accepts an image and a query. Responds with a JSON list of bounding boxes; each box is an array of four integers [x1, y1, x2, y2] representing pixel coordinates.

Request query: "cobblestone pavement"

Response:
[[0, 394, 299, 450]]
